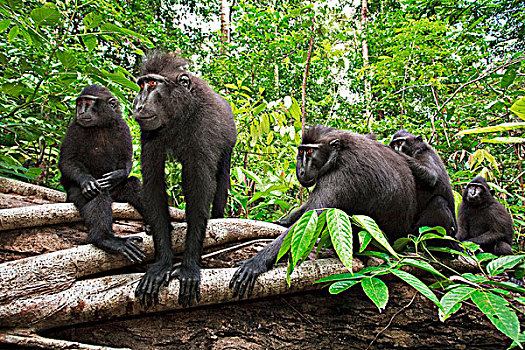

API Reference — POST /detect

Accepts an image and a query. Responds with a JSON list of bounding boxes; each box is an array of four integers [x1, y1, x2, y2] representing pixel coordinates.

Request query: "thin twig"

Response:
[[366, 293, 417, 350]]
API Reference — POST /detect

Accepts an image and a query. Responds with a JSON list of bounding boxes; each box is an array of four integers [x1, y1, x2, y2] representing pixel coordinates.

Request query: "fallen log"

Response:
[[0, 176, 66, 202], [0, 328, 129, 350], [0, 219, 285, 305], [0, 258, 351, 331], [0, 202, 185, 231]]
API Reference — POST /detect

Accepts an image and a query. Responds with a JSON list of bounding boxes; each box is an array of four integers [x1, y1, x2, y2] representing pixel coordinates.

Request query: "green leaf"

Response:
[[253, 102, 267, 116], [102, 70, 139, 91], [30, 3, 61, 26], [291, 210, 318, 266], [501, 68, 517, 89], [358, 231, 372, 253], [276, 226, 293, 263], [83, 35, 98, 52], [101, 23, 153, 47], [329, 280, 360, 294], [0, 19, 11, 32], [481, 137, 525, 144], [393, 237, 410, 251], [327, 209, 353, 269], [7, 25, 19, 42], [470, 290, 520, 343], [439, 286, 476, 321], [486, 255, 525, 276], [510, 331, 525, 349], [57, 51, 77, 70], [511, 97, 525, 121], [401, 258, 446, 279], [501, 69, 517, 90], [83, 12, 102, 30], [316, 273, 362, 283], [391, 269, 442, 311], [456, 122, 525, 136], [352, 215, 399, 258], [362, 277, 389, 312]]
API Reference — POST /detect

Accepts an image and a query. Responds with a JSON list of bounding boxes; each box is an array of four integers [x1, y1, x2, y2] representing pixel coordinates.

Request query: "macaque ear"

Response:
[[490, 189, 495, 196], [416, 135, 423, 142], [329, 139, 341, 149], [108, 97, 119, 111]]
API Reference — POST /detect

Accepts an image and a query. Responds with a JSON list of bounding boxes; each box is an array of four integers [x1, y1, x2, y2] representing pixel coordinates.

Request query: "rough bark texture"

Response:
[[0, 181, 517, 349], [0, 177, 67, 203], [0, 219, 285, 305], [0, 201, 185, 231], [1, 259, 350, 331]]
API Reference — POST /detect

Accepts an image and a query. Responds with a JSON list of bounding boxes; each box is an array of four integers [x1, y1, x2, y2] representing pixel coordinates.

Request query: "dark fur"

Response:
[[456, 176, 514, 255], [133, 52, 237, 307], [230, 125, 418, 298], [389, 130, 457, 236], [59, 85, 146, 263]]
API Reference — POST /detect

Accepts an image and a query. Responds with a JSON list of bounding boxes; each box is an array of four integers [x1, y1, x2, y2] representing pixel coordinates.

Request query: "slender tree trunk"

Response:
[[220, 0, 230, 54], [301, 19, 315, 133], [360, 0, 372, 130]]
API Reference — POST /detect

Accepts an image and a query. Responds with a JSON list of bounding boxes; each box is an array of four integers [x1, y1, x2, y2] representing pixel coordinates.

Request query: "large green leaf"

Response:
[[0, 19, 11, 32], [362, 277, 389, 312], [316, 273, 363, 283], [470, 290, 520, 343], [482, 137, 525, 144], [329, 280, 360, 294], [391, 269, 442, 311], [511, 96, 525, 121], [352, 215, 399, 258], [501, 68, 517, 89], [486, 255, 525, 277], [7, 25, 19, 41], [291, 210, 318, 266], [102, 70, 139, 92], [101, 23, 154, 48], [30, 3, 61, 26], [439, 286, 476, 321], [57, 51, 77, 70], [401, 258, 446, 279], [327, 209, 353, 269], [456, 122, 525, 136]]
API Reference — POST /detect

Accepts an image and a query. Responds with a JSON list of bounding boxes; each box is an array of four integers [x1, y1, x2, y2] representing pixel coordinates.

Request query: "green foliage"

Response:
[[283, 210, 524, 346]]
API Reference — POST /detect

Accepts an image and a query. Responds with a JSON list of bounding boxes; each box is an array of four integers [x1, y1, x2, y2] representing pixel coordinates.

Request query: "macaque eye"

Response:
[[149, 80, 157, 87], [299, 149, 304, 155], [140, 83, 144, 89], [307, 149, 313, 154]]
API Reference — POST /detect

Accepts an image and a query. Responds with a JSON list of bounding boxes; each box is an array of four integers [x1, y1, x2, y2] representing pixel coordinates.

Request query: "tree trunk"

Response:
[[0, 219, 285, 306], [0, 202, 184, 231], [0, 176, 66, 203], [1, 259, 349, 331]]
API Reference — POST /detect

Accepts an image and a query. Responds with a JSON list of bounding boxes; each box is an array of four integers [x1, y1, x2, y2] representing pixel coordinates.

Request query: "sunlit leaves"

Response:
[[511, 96, 525, 121], [30, 3, 61, 26], [470, 290, 521, 344], [327, 209, 353, 270], [362, 277, 389, 312]]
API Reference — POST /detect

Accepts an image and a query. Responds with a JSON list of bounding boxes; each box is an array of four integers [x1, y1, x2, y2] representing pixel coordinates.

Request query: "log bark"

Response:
[[0, 328, 129, 350], [0, 176, 66, 202], [1, 259, 350, 331], [0, 219, 285, 305], [0, 202, 185, 231]]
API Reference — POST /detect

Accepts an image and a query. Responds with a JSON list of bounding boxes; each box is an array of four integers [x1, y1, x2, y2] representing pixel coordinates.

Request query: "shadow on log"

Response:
[[1, 259, 350, 331], [0, 219, 285, 305]]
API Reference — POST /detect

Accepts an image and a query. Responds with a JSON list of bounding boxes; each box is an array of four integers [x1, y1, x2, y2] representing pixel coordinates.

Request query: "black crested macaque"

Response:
[[389, 130, 456, 236], [230, 125, 418, 298], [59, 85, 146, 263], [456, 176, 514, 255], [133, 52, 237, 307]]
